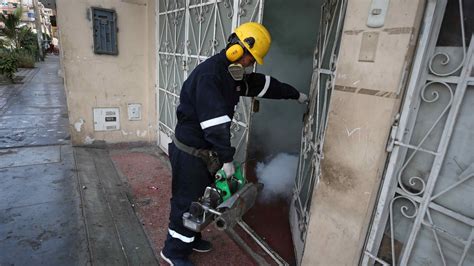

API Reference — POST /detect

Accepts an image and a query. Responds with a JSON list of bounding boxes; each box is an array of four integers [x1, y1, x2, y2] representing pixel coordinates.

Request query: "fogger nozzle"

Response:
[[214, 183, 262, 230]]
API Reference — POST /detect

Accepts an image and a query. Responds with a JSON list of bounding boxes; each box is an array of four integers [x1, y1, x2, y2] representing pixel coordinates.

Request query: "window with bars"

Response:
[[91, 7, 118, 55]]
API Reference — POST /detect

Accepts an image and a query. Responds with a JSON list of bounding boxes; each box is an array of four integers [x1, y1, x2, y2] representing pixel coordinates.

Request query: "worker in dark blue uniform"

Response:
[[160, 22, 308, 266]]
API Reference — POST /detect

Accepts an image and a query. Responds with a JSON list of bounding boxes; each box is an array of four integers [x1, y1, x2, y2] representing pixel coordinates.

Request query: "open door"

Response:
[[289, 0, 347, 264]]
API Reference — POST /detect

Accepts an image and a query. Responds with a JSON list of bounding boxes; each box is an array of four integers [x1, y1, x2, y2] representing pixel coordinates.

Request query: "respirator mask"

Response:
[[228, 63, 244, 81], [228, 63, 255, 81]]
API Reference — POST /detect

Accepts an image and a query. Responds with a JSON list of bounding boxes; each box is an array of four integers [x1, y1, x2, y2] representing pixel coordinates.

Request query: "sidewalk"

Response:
[[0, 57, 157, 265], [0, 57, 88, 265]]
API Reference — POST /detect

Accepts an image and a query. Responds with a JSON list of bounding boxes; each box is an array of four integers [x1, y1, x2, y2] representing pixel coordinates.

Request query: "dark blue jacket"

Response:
[[175, 50, 300, 163]]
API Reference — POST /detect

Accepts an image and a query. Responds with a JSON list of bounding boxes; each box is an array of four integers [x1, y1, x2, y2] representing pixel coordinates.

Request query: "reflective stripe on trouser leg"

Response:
[[168, 228, 194, 243], [162, 143, 213, 259]]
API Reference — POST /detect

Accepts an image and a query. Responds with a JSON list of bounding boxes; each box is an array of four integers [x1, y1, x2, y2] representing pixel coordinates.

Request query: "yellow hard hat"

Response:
[[234, 22, 271, 65]]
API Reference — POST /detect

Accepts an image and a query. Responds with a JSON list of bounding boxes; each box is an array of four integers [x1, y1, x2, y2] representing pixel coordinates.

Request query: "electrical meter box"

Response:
[[127, 103, 141, 120], [93, 108, 120, 131]]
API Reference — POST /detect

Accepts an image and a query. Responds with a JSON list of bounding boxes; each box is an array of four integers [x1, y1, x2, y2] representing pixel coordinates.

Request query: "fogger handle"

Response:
[[215, 161, 241, 179]]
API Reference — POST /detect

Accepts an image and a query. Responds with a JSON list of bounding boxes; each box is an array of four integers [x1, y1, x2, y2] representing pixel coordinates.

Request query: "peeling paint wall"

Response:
[[56, 0, 156, 145], [302, 0, 426, 264]]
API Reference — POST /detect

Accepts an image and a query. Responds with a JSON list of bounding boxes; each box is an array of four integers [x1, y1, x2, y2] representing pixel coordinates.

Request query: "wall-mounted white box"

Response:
[[93, 107, 120, 131], [127, 103, 141, 120]]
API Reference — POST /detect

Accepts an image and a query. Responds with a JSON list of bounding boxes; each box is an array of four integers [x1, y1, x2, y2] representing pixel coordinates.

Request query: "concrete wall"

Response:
[[56, 0, 156, 145], [302, 0, 425, 264]]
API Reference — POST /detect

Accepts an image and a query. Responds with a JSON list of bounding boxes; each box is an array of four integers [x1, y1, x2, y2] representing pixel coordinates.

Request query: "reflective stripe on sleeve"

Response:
[[200, 115, 231, 129], [168, 228, 195, 243], [257, 75, 271, 98]]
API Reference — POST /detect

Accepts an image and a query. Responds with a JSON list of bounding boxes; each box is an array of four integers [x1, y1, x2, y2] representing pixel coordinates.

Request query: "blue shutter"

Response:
[[92, 8, 118, 55]]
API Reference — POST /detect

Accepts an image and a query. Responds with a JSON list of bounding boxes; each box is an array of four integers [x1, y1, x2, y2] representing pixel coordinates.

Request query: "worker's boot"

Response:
[[192, 238, 212, 253], [160, 250, 194, 266]]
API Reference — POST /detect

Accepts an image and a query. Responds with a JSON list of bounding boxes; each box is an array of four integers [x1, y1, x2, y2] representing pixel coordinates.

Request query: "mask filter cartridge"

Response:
[[228, 63, 245, 81]]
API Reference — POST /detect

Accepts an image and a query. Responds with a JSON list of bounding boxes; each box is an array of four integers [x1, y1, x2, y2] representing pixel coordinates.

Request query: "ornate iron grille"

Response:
[[363, 0, 473, 265], [156, 0, 264, 161]]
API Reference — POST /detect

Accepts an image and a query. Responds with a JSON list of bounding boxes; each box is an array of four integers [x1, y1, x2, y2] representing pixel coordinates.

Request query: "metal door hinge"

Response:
[[386, 113, 400, 152], [252, 99, 260, 113]]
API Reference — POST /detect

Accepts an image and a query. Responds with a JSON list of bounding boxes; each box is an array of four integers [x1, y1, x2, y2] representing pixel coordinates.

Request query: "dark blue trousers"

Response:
[[162, 143, 213, 259]]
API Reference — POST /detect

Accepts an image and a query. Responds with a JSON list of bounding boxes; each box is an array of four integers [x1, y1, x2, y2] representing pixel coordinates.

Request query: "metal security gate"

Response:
[[363, 0, 474, 265], [156, 0, 264, 160], [289, 0, 347, 264]]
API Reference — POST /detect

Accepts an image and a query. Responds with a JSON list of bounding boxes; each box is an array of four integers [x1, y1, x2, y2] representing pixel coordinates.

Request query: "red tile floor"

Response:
[[110, 147, 295, 266]]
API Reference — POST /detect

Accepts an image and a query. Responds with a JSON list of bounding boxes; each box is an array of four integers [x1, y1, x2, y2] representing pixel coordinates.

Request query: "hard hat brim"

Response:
[[254, 55, 264, 65]]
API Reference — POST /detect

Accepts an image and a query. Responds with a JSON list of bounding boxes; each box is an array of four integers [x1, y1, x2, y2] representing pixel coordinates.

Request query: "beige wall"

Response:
[[302, 0, 425, 265], [56, 0, 156, 145]]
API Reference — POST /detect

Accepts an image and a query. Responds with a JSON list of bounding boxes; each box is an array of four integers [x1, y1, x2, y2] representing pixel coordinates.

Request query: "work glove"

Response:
[[222, 162, 235, 178], [298, 92, 309, 104]]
